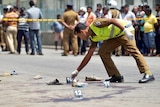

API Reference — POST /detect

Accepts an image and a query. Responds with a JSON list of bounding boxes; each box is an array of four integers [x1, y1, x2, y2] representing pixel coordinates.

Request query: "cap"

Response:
[[139, 4, 144, 7], [108, 0, 117, 9], [80, 7, 87, 12], [7, 5, 13, 9], [67, 3, 73, 7]]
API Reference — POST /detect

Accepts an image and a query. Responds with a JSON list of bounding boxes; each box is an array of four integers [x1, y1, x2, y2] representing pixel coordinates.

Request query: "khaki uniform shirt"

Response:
[[61, 10, 79, 26], [5, 11, 19, 27]]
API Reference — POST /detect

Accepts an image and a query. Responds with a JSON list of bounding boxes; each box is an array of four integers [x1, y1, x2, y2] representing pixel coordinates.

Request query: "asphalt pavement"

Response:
[[0, 47, 160, 107]]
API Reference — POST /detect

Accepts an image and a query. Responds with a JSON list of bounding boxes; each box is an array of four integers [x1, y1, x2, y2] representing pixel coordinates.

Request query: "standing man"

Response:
[[94, 3, 103, 18], [61, 4, 79, 56], [108, 0, 122, 19], [78, 7, 88, 55], [86, 6, 96, 48], [122, 4, 137, 56], [86, 6, 96, 27], [143, 8, 157, 56], [71, 18, 155, 84], [4, 5, 19, 54], [108, 0, 122, 56], [0, 11, 5, 51], [102, 6, 109, 18], [122, 4, 136, 25], [27, 0, 43, 55], [51, 14, 63, 50], [17, 7, 29, 55], [155, 4, 160, 57]]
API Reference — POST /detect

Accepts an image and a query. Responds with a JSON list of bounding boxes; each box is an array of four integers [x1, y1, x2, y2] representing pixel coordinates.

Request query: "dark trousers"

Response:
[[156, 30, 160, 54], [78, 37, 87, 54], [17, 30, 29, 54]]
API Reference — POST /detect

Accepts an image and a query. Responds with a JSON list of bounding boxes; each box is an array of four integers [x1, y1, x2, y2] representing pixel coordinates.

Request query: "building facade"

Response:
[[1, 0, 160, 31]]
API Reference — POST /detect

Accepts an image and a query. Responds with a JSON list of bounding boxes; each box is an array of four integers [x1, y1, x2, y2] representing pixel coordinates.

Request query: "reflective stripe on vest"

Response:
[[109, 25, 115, 39], [89, 19, 135, 42], [90, 24, 122, 42]]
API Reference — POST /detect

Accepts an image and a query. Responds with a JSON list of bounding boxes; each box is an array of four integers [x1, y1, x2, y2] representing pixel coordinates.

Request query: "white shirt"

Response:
[[79, 13, 88, 24], [122, 11, 136, 25]]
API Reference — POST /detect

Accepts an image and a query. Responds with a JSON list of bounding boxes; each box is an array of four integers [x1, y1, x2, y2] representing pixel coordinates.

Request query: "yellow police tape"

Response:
[[1, 17, 160, 22], [1, 18, 61, 22]]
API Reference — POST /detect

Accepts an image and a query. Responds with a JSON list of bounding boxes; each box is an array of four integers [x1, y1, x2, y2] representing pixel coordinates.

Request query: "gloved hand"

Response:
[[123, 28, 134, 40], [71, 70, 79, 81]]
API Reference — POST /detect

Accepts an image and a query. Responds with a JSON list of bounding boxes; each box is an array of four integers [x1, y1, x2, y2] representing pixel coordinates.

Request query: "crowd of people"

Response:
[[0, 0, 43, 55], [51, 0, 160, 57], [0, 0, 160, 57]]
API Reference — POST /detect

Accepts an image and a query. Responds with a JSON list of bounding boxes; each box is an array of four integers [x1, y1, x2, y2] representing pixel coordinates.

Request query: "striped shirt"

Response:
[[18, 15, 29, 31]]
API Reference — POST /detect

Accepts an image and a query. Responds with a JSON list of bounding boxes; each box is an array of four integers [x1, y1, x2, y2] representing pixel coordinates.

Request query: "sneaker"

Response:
[[9, 52, 16, 54], [47, 79, 63, 85], [1, 73, 11, 77], [34, 75, 43, 80], [71, 70, 79, 80], [139, 74, 155, 83], [105, 75, 124, 83], [10, 71, 17, 75], [157, 54, 160, 57], [73, 53, 78, 56], [72, 80, 88, 87], [85, 75, 103, 81]]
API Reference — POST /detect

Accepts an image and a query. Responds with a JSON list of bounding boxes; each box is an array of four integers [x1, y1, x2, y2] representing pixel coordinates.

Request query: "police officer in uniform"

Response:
[[71, 18, 155, 84], [108, 0, 122, 56], [61, 4, 79, 56]]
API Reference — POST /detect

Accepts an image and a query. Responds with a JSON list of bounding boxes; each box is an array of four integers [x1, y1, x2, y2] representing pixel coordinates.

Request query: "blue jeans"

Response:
[[144, 32, 155, 49], [17, 30, 29, 53], [29, 29, 42, 53], [139, 31, 148, 54], [78, 37, 87, 54]]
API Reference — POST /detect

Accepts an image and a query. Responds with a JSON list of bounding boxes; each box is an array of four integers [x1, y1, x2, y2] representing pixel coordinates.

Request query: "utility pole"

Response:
[[16, 0, 20, 9], [121, 0, 123, 7]]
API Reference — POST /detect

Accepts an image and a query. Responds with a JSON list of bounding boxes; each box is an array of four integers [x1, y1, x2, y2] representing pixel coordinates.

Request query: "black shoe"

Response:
[[30, 52, 35, 55], [47, 79, 63, 85], [139, 74, 155, 83], [61, 53, 68, 56], [105, 75, 124, 83], [9, 52, 16, 54], [2, 49, 8, 52], [115, 54, 120, 57], [38, 52, 43, 55]]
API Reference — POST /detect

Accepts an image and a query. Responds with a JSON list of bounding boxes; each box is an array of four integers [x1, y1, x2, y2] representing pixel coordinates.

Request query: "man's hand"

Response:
[[68, 25, 75, 31], [71, 70, 79, 80], [123, 28, 134, 40]]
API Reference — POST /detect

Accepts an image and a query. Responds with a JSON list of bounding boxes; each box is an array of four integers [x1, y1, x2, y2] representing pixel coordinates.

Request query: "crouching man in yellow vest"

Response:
[[71, 18, 155, 83]]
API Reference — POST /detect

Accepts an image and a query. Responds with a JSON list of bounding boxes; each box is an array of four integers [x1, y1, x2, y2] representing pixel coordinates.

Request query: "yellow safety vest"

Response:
[[90, 19, 134, 42]]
